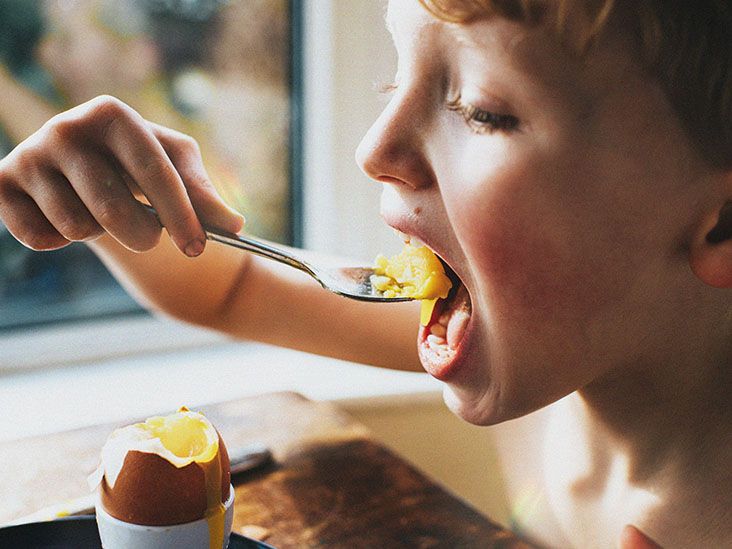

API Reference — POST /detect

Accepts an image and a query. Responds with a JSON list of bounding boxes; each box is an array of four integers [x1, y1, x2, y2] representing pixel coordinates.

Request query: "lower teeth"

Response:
[[429, 283, 470, 350], [427, 334, 446, 347]]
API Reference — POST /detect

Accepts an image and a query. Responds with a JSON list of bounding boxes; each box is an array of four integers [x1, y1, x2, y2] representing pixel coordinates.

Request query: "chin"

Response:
[[437, 344, 559, 426], [436, 348, 508, 426]]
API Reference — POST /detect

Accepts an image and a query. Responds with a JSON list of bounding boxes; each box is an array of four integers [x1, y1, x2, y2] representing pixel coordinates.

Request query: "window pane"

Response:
[[0, 0, 293, 331]]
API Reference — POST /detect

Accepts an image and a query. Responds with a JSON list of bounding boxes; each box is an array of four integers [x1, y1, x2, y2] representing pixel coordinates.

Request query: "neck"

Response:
[[577, 339, 732, 483]]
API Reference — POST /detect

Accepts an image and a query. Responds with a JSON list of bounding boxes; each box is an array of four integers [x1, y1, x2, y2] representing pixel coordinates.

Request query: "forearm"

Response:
[[89, 233, 250, 326], [0, 64, 59, 143], [90, 233, 423, 372], [217, 254, 423, 371]]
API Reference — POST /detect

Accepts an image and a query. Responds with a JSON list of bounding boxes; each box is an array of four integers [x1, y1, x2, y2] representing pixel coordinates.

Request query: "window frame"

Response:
[[0, 0, 398, 372]]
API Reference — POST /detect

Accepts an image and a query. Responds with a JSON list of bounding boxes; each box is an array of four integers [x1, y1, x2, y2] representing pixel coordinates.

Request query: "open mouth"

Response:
[[418, 258, 472, 380]]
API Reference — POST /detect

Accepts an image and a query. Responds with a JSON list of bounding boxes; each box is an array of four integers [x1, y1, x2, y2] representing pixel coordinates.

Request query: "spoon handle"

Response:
[[140, 203, 314, 276]]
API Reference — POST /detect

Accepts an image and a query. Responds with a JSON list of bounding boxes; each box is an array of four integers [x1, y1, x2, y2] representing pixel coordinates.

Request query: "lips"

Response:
[[380, 209, 474, 377], [418, 271, 472, 380]]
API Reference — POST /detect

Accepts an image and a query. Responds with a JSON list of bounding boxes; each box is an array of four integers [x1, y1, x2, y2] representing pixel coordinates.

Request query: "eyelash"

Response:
[[446, 94, 519, 134], [377, 83, 519, 134]]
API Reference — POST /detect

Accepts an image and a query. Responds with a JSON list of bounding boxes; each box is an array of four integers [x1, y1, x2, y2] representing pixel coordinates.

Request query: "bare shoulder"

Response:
[[488, 396, 732, 547], [646, 422, 732, 546], [488, 404, 571, 547]]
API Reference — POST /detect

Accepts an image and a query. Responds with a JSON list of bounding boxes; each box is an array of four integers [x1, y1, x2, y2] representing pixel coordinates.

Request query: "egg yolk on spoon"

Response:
[[371, 244, 453, 324]]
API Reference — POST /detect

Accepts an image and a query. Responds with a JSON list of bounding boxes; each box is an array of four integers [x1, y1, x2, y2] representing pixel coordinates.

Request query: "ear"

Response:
[[689, 199, 732, 288]]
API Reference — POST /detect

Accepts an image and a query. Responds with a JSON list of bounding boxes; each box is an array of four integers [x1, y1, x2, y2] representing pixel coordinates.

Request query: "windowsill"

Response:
[[0, 314, 227, 374], [0, 337, 441, 443]]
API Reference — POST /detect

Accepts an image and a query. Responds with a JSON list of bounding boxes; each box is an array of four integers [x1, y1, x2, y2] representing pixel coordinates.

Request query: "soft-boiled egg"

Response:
[[371, 244, 453, 325], [89, 407, 233, 549]]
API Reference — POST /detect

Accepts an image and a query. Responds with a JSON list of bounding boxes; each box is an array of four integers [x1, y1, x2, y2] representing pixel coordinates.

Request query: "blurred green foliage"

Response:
[[0, 0, 45, 73]]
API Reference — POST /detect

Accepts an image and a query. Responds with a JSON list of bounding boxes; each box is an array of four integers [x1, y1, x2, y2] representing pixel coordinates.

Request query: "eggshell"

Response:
[[100, 432, 231, 526]]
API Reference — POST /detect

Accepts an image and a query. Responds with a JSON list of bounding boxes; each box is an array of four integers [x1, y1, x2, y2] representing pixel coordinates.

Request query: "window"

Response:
[[0, 0, 297, 331]]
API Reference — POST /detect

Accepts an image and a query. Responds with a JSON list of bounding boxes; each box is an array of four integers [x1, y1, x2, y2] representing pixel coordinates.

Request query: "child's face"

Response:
[[357, 0, 710, 424]]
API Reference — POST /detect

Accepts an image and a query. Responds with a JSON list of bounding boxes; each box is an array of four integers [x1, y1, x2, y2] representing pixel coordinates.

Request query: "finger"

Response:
[[78, 97, 206, 255], [55, 146, 162, 252], [619, 525, 662, 549], [0, 185, 70, 251], [149, 122, 245, 234], [23, 168, 104, 243]]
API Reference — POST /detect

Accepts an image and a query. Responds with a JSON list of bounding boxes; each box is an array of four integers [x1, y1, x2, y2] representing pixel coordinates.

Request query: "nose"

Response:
[[355, 91, 434, 190]]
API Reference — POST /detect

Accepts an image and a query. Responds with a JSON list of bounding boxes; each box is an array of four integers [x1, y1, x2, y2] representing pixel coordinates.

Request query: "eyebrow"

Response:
[[454, 21, 583, 94]]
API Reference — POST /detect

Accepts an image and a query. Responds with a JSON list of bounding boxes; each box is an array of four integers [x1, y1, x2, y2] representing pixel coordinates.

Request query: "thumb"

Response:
[[619, 525, 662, 549]]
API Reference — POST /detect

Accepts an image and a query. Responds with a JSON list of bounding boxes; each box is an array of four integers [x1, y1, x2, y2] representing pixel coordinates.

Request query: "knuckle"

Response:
[[43, 113, 86, 144], [93, 195, 126, 226], [88, 95, 126, 119], [10, 145, 44, 178], [143, 158, 176, 182], [187, 174, 216, 198], [86, 96, 133, 142], [177, 134, 200, 155], [55, 216, 97, 242]]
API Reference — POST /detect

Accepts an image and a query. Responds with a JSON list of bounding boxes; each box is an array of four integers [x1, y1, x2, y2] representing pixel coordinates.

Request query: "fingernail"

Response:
[[235, 215, 246, 232], [228, 210, 246, 233], [185, 238, 205, 257]]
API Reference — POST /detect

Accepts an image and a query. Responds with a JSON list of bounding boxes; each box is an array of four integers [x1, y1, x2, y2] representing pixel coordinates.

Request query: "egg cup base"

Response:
[[95, 485, 235, 549]]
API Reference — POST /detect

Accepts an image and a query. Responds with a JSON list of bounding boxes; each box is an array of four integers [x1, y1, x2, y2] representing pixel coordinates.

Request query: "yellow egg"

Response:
[[89, 407, 231, 549], [372, 244, 452, 325]]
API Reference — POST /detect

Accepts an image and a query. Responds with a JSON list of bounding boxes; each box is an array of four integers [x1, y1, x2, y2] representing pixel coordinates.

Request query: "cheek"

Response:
[[451, 160, 640, 329]]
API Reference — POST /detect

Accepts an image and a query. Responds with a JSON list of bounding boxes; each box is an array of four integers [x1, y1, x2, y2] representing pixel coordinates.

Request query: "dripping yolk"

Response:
[[371, 244, 452, 325], [133, 408, 224, 548]]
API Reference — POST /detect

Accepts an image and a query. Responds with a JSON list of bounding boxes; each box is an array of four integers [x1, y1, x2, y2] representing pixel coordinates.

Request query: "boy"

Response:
[[0, 0, 729, 546]]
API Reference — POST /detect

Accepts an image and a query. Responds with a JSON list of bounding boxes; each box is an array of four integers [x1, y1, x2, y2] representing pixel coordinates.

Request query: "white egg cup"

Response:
[[95, 486, 235, 549]]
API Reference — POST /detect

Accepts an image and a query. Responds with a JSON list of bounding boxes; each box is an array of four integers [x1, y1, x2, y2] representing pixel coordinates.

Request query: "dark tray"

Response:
[[0, 515, 276, 548]]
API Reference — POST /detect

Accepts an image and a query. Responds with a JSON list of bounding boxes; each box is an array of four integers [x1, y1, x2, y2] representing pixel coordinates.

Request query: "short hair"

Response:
[[418, 0, 732, 169]]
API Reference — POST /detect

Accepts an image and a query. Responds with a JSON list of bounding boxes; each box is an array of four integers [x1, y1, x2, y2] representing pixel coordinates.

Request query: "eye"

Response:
[[447, 93, 519, 134]]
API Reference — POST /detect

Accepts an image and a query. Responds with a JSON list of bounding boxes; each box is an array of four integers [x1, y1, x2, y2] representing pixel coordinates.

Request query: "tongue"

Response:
[[445, 285, 471, 349], [446, 308, 470, 349]]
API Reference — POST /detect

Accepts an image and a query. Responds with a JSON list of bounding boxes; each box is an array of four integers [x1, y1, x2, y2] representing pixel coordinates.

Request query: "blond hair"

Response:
[[419, 0, 732, 169]]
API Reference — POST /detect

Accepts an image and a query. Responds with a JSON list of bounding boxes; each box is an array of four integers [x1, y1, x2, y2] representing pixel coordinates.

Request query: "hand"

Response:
[[619, 525, 662, 549], [0, 95, 244, 256]]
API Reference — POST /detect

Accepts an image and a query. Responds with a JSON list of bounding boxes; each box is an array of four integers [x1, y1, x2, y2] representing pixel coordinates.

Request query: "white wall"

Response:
[[302, 0, 402, 261]]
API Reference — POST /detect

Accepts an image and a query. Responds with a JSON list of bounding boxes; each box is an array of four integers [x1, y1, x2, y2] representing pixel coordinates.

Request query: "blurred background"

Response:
[[0, 1, 511, 527], [0, 0, 291, 329]]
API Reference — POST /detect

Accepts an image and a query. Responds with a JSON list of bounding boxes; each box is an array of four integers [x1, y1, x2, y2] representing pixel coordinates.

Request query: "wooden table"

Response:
[[0, 392, 532, 548]]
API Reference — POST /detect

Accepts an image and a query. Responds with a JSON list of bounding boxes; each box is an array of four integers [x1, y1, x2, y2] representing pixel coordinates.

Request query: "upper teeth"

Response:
[[393, 228, 411, 244], [392, 228, 426, 248]]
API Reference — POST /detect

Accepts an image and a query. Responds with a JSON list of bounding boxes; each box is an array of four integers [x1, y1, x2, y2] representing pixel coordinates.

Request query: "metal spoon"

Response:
[[144, 204, 413, 303]]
